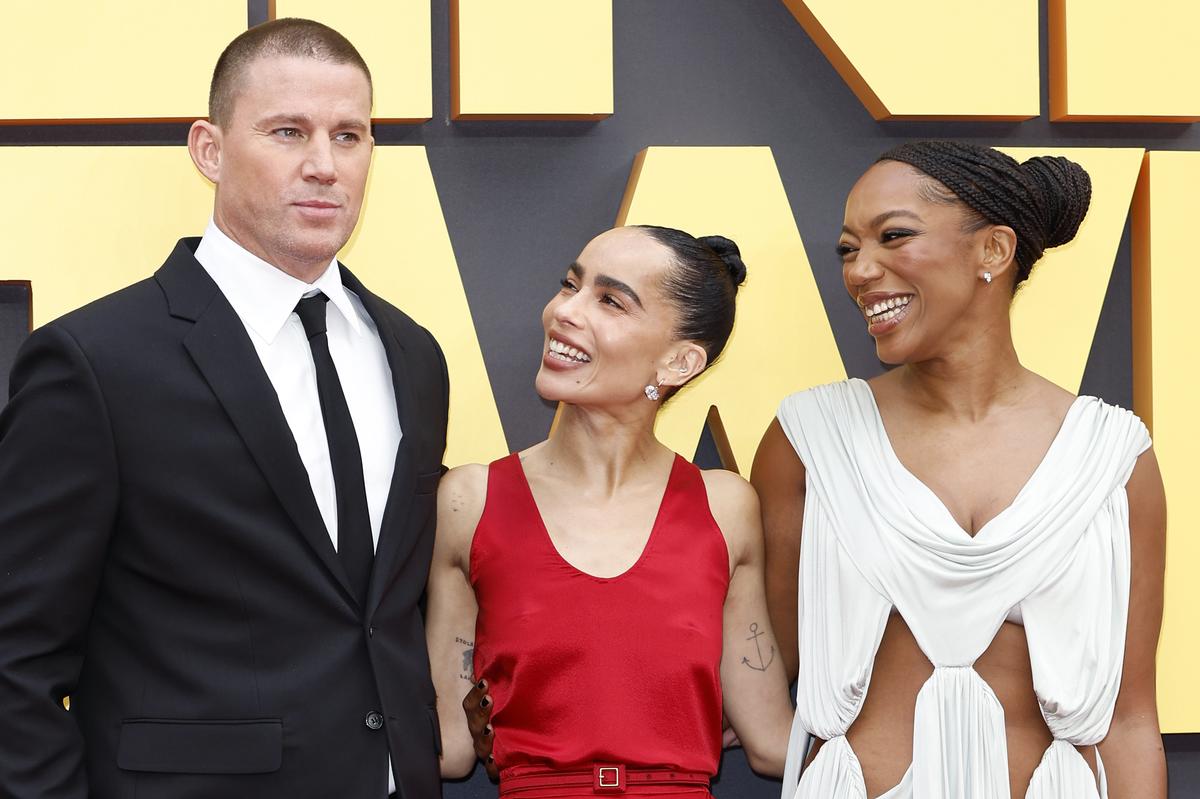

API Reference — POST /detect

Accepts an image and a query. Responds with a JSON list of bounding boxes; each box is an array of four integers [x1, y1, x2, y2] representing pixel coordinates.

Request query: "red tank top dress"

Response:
[[471, 452, 730, 798]]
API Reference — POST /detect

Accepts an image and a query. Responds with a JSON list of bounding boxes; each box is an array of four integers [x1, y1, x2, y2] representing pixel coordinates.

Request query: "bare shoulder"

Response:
[[1021, 370, 1077, 418], [701, 468, 762, 554], [1126, 446, 1166, 526], [436, 463, 490, 556], [701, 467, 758, 508], [752, 417, 806, 485]]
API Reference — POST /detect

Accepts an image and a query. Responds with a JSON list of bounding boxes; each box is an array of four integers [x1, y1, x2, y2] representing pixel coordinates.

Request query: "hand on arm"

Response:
[[705, 470, 794, 778], [750, 418, 806, 683], [462, 678, 499, 780], [424, 464, 487, 778], [1097, 447, 1167, 798]]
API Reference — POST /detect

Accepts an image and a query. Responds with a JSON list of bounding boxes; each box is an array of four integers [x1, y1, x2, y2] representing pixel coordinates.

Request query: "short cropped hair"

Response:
[[208, 17, 373, 127]]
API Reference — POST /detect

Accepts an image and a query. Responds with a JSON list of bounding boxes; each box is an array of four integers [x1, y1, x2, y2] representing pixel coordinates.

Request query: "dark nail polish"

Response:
[[480, 696, 491, 708], [484, 724, 492, 737], [487, 755, 494, 764], [476, 680, 485, 690]]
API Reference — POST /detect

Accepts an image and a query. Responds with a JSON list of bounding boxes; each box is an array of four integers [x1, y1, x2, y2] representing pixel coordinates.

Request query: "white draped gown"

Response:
[[777, 379, 1150, 799]]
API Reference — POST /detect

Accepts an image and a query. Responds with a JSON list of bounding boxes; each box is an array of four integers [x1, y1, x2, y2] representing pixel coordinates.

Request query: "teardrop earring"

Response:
[[644, 384, 660, 401], [982, 271, 993, 284]]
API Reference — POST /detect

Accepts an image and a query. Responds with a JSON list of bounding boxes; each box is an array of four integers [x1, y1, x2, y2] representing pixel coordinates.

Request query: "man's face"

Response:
[[211, 55, 373, 279]]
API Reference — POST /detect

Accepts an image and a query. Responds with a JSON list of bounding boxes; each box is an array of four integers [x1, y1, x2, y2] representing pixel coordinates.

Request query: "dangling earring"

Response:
[[644, 384, 660, 401], [982, 271, 993, 284]]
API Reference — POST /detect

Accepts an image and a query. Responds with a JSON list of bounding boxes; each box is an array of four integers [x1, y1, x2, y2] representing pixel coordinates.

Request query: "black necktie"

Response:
[[295, 293, 373, 607]]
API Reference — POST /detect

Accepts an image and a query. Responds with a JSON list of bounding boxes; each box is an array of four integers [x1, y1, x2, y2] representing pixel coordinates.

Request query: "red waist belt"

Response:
[[499, 763, 710, 795]]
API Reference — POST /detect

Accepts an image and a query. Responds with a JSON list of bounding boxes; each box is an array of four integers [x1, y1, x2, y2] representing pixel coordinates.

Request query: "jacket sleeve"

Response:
[[0, 322, 119, 798], [424, 325, 451, 472]]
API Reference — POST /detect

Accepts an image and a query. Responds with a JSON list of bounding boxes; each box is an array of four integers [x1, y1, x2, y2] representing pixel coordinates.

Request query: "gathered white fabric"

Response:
[[777, 379, 1150, 799]]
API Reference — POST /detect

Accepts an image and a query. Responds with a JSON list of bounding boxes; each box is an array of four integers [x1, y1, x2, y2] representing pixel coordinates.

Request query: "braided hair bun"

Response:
[[878, 141, 1092, 285], [1020, 155, 1092, 249], [699, 235, 748, 289]]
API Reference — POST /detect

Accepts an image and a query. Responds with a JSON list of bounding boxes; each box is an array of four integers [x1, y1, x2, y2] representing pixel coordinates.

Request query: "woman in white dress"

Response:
[[753, 141, 1167, 798]]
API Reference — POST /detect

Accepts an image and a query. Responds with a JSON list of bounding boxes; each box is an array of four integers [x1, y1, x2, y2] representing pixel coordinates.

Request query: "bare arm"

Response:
[[1097, 448, 1167, 797], [424, 464, 487, 778], [705, 470, 793, 777], [750, 418, 807, 683]]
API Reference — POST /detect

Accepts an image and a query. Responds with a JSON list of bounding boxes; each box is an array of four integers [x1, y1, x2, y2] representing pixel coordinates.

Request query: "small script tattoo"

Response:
[[456, 636, 475, 682], [741, 622, 775, 672]]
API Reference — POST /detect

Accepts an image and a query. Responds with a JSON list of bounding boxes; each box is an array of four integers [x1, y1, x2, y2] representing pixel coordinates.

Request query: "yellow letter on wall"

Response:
[[451, 0, 613, 120], [272, 0, 432, 122], [1132, 151, 1200, 732], [338, 148, 508, 467], [1050, 0, 1200, 121], [615, 146, 846, 472], [781, 0, 1038, 120], [999, 147, 1145, 394], [0, 2, 244, 122]]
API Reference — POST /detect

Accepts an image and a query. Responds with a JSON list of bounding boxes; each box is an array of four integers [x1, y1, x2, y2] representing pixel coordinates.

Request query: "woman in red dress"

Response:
[[425, 225, 793, 797]]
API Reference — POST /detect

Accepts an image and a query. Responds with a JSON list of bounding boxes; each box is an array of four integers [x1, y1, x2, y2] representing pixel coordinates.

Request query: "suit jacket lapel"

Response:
[[157, 241, 360, 608], [340, 267, 421, 613]]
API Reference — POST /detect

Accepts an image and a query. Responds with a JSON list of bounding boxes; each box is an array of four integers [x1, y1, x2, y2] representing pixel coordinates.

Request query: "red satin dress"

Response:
[[471, 453, 730, 797]]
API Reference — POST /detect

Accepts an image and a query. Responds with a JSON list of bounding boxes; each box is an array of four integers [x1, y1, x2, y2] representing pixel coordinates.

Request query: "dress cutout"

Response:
[[777, 379, 1149, 799], [471, 453, 730, 797]]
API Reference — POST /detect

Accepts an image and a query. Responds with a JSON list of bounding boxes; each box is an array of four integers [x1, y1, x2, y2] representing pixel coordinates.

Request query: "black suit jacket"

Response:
[[0, 239, 449, 798]]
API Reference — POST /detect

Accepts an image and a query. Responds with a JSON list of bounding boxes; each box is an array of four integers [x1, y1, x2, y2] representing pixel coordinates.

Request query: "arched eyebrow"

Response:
[[568, 261, 644, 309], [841, 209, 925, 235]]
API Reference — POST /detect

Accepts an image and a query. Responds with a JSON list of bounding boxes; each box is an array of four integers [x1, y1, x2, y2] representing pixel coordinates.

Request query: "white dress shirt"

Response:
[[195, 220, 401, 551], [196, 220, 401, 795]]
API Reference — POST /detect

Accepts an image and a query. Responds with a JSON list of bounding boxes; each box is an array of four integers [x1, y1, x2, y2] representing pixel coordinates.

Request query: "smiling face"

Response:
[[838, 160, 1000, 365], [207, 55, 373, 280], [536, 227, 689, 407]]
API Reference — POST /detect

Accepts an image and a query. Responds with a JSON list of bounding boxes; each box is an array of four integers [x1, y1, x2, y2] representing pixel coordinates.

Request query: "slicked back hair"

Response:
[[208, 17, 372, 127], [879, 140, 1092, 287]]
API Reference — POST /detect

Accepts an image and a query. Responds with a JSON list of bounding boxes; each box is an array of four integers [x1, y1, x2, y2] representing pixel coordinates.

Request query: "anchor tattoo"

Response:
[[741, 622, 775, 671]]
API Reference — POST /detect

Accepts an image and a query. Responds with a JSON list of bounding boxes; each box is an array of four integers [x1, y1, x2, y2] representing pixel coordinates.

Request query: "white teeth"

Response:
[[548, 338, 591, 362], [864, 296, 912, 322]]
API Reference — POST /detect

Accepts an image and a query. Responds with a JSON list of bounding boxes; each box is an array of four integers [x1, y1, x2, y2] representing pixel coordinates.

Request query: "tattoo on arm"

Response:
[[741, 622, 775, 672], [456, 636, 475, 682]]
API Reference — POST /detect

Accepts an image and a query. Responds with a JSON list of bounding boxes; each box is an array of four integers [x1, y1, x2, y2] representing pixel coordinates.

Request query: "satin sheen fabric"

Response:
[[777, 379, 1150, 799], [471, 453, 728, 797]]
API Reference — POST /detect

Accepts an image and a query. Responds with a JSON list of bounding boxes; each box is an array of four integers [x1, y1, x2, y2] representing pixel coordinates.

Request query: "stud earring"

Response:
[[644, 384, 661, 401], [982, 271, 993, 284]]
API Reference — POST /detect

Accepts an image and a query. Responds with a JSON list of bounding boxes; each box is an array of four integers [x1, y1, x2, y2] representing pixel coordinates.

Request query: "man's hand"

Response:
[[462, 679, 497, 780]]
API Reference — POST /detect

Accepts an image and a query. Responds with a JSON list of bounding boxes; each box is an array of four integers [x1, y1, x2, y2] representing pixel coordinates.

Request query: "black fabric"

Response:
[[116, 719, 283, 774], [0, 239, 450, 799], [295, 293, 374, 607]]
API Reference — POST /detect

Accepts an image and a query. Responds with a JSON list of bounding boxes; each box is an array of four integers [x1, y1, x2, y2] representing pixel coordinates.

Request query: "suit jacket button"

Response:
[[365, 711, 384, 730]]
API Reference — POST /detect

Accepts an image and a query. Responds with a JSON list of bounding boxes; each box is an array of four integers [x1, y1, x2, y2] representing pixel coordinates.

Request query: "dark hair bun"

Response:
[[1020, 155, 1092, 249], [700, 235, 748, 289]]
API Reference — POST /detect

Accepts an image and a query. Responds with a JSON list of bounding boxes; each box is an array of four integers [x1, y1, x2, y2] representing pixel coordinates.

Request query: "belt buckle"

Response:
[[593, 763, 624, 793]]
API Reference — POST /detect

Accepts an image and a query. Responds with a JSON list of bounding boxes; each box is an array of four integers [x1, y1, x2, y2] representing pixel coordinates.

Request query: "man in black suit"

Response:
[[0, 19, 447, 798]]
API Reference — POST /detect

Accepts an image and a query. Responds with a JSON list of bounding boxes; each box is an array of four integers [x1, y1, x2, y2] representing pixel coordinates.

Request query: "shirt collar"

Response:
[[194, 219, 365, 343]]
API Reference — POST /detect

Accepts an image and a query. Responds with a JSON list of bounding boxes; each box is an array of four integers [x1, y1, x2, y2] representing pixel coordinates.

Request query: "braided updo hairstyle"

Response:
[[635, 225, 747, 372], [878, 141, 1092, 287]]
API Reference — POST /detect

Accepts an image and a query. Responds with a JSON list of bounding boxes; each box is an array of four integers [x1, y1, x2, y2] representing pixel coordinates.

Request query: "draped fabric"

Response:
[[777, 379, 1149, 799]]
